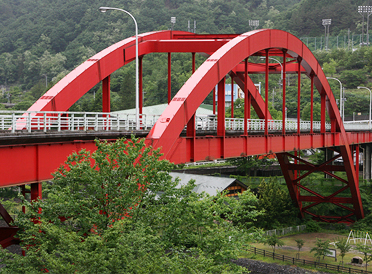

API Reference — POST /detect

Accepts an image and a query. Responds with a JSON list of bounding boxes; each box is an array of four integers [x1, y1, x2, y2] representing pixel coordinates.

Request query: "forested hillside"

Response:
[[0, 0, 371, 114]]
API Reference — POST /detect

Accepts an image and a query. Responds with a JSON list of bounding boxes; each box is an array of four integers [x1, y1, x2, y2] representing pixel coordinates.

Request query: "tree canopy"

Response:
[[0, 136, 263, 273]]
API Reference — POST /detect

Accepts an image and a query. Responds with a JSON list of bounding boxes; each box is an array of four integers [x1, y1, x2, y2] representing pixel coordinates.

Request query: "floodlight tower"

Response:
[[322, 19, 331, 50], [171, 17, 176, 31], [358, 6, 372, 45], [249, 20, 259, 30]]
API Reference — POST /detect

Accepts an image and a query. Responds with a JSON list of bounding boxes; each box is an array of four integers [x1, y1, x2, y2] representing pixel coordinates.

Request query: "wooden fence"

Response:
[[249, 246, 372, 274]]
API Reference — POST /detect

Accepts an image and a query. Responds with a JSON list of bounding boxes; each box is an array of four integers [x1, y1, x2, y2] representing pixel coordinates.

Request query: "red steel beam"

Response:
[[102, 76, 110, 112], [244, 58, 248, 135], [168, 52, 171, 104], [264, 49, 269, 136], [139, 56, 143, 115], [3, 131, 372, 189], [282, 50, 287, 136]]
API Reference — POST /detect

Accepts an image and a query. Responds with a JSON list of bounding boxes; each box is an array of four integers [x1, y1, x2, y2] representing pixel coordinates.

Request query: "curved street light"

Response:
[[260, 56, 283, 84], [326, 77, 343, 122], [357, 86, 372, 129], [99, 6, 139, 130]]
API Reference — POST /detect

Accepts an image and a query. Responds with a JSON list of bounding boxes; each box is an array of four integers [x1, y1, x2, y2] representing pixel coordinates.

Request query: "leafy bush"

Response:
[[352, 214, 372, 231], [305, 220, 321, 232]]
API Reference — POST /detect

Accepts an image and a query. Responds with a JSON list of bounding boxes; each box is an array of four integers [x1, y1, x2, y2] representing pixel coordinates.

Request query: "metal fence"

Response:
[[265, 225, 306, 237], [300, 33, 370, 52], [249, 246, 372, 274]]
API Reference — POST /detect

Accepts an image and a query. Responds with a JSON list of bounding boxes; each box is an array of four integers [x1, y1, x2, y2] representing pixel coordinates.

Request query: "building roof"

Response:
[[113, 103, 214, 116], [169, 172, 246, 196]]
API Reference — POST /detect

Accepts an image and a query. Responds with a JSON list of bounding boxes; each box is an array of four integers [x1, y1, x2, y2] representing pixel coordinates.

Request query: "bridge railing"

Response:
[[0, 111, 161, 133], [343, 120, 372, 130], [0, 110, 350, 134], [222, 118, 331, 132]]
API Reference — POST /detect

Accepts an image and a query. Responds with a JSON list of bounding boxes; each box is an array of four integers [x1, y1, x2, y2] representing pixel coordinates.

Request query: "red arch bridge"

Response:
[[1, 29, 372, 248]]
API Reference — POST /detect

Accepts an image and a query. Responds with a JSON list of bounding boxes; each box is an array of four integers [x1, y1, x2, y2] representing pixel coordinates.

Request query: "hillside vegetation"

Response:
[[0, 0, 371, 115]]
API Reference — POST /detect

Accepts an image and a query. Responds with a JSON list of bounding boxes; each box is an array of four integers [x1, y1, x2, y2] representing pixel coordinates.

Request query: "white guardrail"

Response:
[[0, 110, 366, 134], [343, 120, 372, 130]]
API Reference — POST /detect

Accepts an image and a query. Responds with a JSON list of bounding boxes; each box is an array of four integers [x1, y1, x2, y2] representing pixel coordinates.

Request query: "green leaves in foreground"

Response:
[[0, 136, 262, 273]]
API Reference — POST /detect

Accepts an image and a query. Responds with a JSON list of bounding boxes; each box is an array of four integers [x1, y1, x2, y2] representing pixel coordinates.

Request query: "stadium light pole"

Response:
[[358, 6, 372, 45], [357, 86, 372, 128], [326, 77, 343, 122], [322, 19, 331, 50], [99, 6, 139, 130], [249, 20, 259, 30]]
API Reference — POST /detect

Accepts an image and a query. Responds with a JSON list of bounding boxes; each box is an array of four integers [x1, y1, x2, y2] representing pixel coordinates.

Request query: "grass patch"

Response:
[[246, 232, 372, 273]]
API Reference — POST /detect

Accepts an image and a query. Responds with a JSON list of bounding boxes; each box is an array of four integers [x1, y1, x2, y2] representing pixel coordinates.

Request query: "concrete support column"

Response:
[[366, 144, 371, 181]]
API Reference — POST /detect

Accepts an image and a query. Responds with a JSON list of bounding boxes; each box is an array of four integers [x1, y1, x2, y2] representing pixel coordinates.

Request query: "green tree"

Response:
[[0, 136, 254, 273], [339, 69, 367, 89], [302, 102, 321, 121], [295, 239, 304, 259], [265, 234, 284, 253], [308, 149, 325, 165], [356, 243, 372, 271], [255, 178, 299, 229], [227, 189, 265, 230], [226, 98, 282, 120], [39, 50, 67, 80], [323, 59, 337, 76], [335, 237, 351, 266], [228, 155, 274, 176], [310, 238, 331, 262], [0, 52, 17, 85]]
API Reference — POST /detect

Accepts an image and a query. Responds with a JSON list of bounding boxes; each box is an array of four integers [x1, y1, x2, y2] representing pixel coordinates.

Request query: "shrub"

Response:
[[305, 220, 321, 232]]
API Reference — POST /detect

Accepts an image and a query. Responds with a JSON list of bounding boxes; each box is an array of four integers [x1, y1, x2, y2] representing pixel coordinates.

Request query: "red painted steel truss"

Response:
[[277, 145, 361, 223], [0, 29, 369, 247]]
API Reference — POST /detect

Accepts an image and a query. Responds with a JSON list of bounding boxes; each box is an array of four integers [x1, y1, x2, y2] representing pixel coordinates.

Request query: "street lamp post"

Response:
[[99, 6, 139, 130], [357, 86, 372, 129], [326, 77, 343, 122], [342, 86, 346, 121], [260, 56, 283, 85], [260, 56, 283, 112]]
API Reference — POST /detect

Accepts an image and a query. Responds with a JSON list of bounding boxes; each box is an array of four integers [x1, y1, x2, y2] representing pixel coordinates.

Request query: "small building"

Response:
[[169, 172, 247, 197]]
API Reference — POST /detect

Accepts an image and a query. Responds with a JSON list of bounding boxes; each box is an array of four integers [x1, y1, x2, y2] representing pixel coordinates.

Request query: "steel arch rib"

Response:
[[147, 29, 363, 220], [27, 30, 187, 113]]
